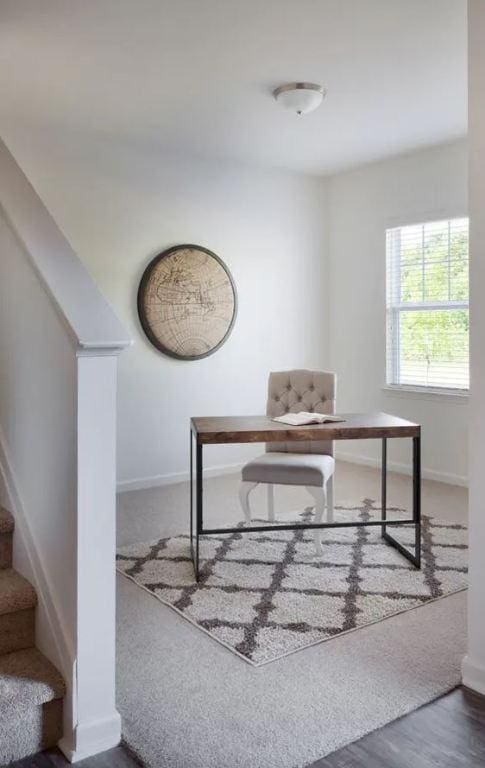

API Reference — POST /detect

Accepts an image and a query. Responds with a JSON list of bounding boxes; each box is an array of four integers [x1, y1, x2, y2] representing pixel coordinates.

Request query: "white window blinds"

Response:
[[386, 217, 469, 392]]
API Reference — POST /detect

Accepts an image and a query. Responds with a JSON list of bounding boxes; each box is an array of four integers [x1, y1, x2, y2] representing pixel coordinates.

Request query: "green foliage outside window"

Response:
[[390, 222, 469, 388]]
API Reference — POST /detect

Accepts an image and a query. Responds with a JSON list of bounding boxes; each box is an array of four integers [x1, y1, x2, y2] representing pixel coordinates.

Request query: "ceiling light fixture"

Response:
[[273, 82, 326, 115]]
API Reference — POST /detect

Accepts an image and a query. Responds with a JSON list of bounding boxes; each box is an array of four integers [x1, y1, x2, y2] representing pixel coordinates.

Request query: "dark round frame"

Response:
[[137, 244, 238, 360]]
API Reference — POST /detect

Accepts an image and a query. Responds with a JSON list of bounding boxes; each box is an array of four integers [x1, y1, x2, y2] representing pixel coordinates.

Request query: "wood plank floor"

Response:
[[311, 687, 485, 768], [6, 744, 141, 768], [9, 686, 485, 768]]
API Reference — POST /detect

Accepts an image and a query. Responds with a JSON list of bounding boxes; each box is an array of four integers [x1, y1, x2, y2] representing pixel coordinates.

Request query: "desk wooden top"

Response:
[[191, 412, 420, 445]]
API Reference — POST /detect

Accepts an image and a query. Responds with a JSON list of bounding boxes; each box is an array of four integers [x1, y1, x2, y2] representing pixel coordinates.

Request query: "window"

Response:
[[386, 217, 469, 392]]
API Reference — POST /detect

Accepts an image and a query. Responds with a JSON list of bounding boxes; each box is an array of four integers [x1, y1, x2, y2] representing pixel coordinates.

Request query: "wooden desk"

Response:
[[190, 412, 421, 581]]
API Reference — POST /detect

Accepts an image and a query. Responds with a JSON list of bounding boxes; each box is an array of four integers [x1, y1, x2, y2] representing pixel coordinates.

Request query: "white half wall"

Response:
[[462, 0, 485, 698], [327, 140, 468, 484], [0, 138, 131, 760], [0, 206, 77, 685], [5, 135, 330, 487]]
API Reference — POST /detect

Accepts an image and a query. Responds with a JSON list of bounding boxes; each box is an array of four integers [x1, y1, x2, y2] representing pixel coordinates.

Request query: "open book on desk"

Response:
[[272, 412, 346, 427]]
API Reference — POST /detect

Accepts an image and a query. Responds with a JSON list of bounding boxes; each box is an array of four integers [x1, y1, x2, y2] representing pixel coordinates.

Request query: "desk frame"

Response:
[[190, 413, 421, 582]]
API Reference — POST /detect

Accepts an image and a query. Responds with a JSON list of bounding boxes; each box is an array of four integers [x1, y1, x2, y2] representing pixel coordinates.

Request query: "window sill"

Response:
[[382, 385, 469, 404]]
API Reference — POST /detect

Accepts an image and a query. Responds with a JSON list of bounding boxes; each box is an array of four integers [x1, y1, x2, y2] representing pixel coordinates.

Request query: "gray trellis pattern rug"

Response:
[[116, 499, 468, 665]]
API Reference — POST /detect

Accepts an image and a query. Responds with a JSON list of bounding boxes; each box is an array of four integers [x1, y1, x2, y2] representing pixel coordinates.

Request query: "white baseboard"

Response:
[[117, 461, 245, 492], [462, 655, 485, 696], [335, 450, 468, 488], [58, 711, 122, 763]]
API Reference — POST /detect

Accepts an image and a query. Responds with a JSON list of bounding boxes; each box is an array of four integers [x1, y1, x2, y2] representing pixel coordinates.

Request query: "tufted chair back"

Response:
[[266, 369, 336, 455]]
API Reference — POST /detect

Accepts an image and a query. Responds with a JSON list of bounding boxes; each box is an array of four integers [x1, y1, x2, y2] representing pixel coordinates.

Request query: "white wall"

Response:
[[8, 132, 469, 488], [327, 139, 468, 484], [462, 0, 485, 697], [7, 136, 330, 488]]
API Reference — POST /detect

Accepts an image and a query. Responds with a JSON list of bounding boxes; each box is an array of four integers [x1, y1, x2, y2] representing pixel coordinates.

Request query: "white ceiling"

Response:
[[0, 0, 467, 175]]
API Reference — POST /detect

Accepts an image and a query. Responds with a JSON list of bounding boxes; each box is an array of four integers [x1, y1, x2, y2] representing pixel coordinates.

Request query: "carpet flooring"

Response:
[[117, 501, 467, 665], [116, 465, 468, 768]]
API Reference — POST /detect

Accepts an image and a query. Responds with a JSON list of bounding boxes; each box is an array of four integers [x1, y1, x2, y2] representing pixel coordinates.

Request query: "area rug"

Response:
[[116, 498, 467, 665]]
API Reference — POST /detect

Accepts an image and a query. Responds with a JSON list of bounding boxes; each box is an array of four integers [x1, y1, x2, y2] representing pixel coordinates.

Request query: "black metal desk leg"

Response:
[[189, 429, 194, 561], [195, 442, 203, 582], [381, 438, 387, 537], [413, 434, 422, 568], [382, 435, 421, 568]]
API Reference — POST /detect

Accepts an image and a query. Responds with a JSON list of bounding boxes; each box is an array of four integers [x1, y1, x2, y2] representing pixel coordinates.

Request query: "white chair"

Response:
[[239, 369, 336, 557]]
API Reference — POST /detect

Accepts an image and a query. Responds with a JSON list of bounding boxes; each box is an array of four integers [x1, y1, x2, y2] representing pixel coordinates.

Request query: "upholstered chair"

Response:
[[239, 370, 336, 557]]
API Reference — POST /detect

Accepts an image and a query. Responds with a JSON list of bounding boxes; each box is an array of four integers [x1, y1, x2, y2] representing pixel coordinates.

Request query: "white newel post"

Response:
[[462, 0, 485, 697], [59, 350, 122, 760]]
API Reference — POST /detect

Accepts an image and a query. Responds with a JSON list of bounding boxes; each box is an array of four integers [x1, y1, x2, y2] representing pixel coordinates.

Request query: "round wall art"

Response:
[[137, 244, 237, 360]]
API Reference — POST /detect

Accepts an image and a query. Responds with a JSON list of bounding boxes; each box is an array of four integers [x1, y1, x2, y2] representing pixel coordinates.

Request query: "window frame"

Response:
[[385, 216, 469, 396]]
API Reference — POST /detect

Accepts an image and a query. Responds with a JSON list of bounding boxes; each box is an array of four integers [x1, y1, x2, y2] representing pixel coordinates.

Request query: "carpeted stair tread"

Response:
[[0, 507, 14, 534], [0, 569, 37, 616], [0, 647, 65, 710], [0, 511, 65, 763]]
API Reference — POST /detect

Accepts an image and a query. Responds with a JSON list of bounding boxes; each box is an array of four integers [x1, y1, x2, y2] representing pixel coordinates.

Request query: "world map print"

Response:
[[139, 246, 237, 359]]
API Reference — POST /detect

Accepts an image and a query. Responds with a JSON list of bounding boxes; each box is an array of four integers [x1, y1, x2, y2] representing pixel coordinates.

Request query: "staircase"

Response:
[[0, 506, 65, 764]]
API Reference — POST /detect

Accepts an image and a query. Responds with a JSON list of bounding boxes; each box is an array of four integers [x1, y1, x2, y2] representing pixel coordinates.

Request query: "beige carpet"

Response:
[[116, 464, 468, 768]]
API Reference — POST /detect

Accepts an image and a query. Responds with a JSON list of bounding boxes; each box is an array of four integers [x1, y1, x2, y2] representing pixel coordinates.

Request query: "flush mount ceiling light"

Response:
[[273, 82, 326, 115]]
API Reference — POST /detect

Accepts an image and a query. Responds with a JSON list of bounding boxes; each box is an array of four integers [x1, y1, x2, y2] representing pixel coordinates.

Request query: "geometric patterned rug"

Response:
[[116, 499, 467, 665]]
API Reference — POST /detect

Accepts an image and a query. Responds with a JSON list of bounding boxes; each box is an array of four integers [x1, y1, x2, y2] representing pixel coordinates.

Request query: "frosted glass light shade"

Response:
[[273, 82, 325, 115]]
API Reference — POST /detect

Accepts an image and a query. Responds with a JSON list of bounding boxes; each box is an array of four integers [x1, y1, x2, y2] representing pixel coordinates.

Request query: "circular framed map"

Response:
[[137, 244, 237, 360]]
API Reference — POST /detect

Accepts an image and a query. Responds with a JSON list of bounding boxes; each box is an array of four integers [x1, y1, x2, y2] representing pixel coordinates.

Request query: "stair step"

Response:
[[0, 507, 14, 570], [0, 568, 37, 615], [0, 647, 65, 763], [0, 507, 14, 534], [0, 698, 63, 764], [0, 646, 65, 708], [0, 569, 37, 654], [0, 530, 12, 570]]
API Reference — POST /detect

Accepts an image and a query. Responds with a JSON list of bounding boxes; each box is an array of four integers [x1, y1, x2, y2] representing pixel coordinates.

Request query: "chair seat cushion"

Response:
[[241, 452, 335, 487]]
